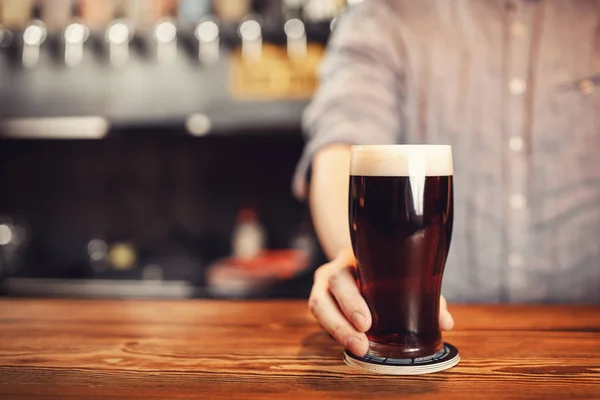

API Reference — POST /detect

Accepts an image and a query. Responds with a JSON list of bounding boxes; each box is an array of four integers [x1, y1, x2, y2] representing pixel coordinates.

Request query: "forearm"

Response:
[[299, 2, 403, 260], [309, 144, 353, 260]]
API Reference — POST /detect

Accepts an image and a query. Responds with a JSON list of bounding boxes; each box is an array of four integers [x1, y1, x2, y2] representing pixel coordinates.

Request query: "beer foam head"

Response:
[[350, 145, 453, 177]]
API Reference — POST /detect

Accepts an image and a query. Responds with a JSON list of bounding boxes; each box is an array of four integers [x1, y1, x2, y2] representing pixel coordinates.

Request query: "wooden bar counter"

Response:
[[0, 300, 598, 399]]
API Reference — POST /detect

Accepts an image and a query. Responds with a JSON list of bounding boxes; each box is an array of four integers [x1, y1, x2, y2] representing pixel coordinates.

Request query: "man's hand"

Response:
[[308, 249, 455, 357]]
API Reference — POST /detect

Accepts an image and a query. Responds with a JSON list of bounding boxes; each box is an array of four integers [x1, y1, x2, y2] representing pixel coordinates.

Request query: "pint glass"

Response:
[[349, 145, 454, 358]]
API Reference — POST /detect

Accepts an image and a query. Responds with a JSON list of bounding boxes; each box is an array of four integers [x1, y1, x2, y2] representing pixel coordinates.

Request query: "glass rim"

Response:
[[351, 144, 452, 151], [350, 144, 453, 176]]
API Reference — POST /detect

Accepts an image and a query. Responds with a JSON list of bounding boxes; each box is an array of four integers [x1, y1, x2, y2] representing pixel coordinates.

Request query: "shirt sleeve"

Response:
[[292, 0, 404, 200]]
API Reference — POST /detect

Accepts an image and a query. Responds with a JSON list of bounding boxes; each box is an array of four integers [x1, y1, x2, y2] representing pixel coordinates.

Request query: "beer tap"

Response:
[[195, 18, 220, 65], [63, 21, 89, 67], [0, 25, 13, 50], [153, 18, 177, 64], [105, 19, 133, 67], [22, 19, 46, 68], [0, 25, 13, 68], [284, 18, 307, 60], [238, 17, 262, 63]]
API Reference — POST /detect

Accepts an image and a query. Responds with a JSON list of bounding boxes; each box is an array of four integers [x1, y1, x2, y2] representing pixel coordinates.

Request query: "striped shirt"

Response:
[[293, 0, 600, 303]]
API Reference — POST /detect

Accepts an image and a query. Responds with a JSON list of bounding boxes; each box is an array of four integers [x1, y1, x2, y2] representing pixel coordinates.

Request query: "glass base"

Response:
[[344, 342, 460, 375], [367, 339, 443, 359]]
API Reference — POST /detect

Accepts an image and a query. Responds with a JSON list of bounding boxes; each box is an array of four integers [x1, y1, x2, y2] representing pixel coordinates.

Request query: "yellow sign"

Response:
[[230, 43, 324, 100]]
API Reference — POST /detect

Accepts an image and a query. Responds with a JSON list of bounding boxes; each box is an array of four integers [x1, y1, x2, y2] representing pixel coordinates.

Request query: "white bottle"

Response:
[[231, 209, 266, 260]]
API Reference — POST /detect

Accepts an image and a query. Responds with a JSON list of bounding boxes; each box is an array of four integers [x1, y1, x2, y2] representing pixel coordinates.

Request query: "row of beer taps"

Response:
[[0, 0, 363, 68]]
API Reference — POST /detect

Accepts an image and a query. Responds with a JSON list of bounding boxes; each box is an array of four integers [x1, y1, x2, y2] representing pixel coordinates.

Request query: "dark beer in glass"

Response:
[[349, 145, 454, 359]]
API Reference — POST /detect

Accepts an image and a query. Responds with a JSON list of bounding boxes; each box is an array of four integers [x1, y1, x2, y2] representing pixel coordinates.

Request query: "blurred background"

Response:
[[0, 0, 357, 299]]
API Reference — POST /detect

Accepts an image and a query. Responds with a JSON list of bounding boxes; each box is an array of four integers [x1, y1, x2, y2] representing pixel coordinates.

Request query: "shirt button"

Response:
[[509, 194, 526, 209], [511, 21, 526, 37], [508, 253, 523, 268], [508, 136, 524, 152], [509, 78, 527, 95]]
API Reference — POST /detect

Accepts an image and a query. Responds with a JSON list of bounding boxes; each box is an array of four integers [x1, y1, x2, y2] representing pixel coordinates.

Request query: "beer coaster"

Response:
[[344, 343, 460, 375]]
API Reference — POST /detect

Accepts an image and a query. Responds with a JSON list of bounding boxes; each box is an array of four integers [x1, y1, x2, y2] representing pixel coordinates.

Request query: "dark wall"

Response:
[[0, 130, 314, 283]]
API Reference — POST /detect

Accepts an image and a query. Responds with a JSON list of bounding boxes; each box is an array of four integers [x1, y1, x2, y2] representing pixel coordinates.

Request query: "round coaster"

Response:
[[344, 342, 460, 375]]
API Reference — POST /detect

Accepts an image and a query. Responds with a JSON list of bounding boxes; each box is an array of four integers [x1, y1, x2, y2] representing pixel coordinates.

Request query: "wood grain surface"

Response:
[[0, 300, 598, 399]]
